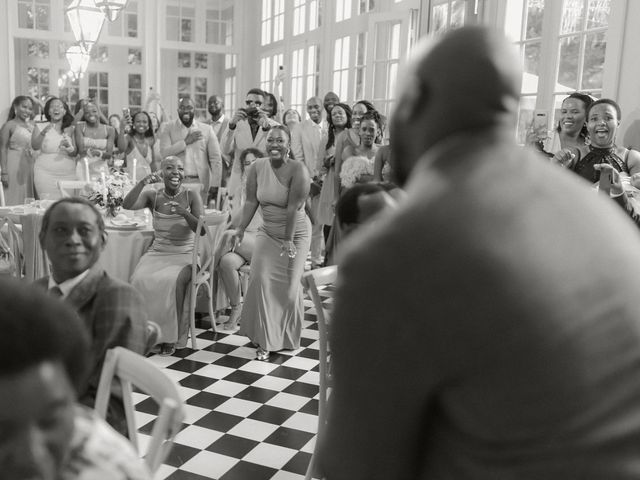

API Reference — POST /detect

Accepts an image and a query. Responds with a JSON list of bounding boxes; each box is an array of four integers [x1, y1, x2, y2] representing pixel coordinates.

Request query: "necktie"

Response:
[[49, 286, 63, 298]]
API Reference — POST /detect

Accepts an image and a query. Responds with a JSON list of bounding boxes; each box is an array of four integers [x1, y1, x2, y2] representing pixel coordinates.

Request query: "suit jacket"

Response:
[[291, 119, 324, 177], [158, 118, 222, 193], [320, 129, 640, 479], [34, 263, 148, 434]]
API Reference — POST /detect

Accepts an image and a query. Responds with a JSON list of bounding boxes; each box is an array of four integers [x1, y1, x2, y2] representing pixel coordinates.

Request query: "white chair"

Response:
[[188, 211, 228, 347], [57, 180, 90, 198], [94, 347, 185, 473], [301, 265, 338, 480], [0, 216, 23, 277], [216, 186, 229, 211], [0, 180, 5, 206]]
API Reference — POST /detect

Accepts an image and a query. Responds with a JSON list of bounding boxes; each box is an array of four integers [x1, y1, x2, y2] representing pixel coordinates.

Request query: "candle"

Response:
[[84, 157, 90, 181], [101, 170, 106, 186], [132, 157, 137, 184]]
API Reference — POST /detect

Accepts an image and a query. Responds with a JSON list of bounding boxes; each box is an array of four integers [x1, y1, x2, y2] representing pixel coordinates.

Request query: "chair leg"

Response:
[[189, 285, 198, 350]]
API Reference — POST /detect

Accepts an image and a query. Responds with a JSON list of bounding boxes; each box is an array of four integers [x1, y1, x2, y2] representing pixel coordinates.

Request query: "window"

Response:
[[261, 0, 285, 45], [206, 1, 234, 45], [88, 72, 109, 118], [224, 54, 237, 116], [260, 53, 284, 94], [507, 0, 610, 143], [194, 77, 208, 119], [195, 53, 208, 69], [430, 0, 467, 34], [354, 33, 367, 101], [372, 21, 401, 116], [332, 36, 351, 101], [358, 0, 375, 14], [309, 0, 320, 30], [128, 48, 142, 65], [58, 69, 79, 113], [178, 51, 191, 68], [27, 40, 49, 59], [293, 0, 306, 36], [107, 0, 138, 38], [27, 67, 49, 105], [306, 45, 319, 101], [336, 0, 352, 22], [290, 48, 305, 111], [18, 0, 50, 30], [128, 74, 142, 114], [166, 3, 195, 42]]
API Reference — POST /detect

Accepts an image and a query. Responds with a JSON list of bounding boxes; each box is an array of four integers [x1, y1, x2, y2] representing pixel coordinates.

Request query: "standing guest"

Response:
[[323, 91, 340, 117], [263, 92, 281, 122], [35, 197, 148, 435], [340, 110, 383, 187], [75, 101, 116, 177], [317, 102, 351, 241], [0, 95, 35, 204], [0, 277, 151, 480], [158, 97, 222, 204], [373, 144, 393, 182], [283, 108, 302, 131], [31, 97, 77, 199], [108, 113, 122, 132], [206, 94, 232, 189], [117, 110, 158, 180], [222, 88, 279, 202], [319, 26, 640, 480], [291, 96, 326, 268], [233, 126, 310, 361], [124, 156, 204, 356]]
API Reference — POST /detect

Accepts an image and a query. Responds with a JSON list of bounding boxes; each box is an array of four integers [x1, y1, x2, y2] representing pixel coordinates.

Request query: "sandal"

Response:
[[224, 304, 242, 330], [160, 343, 176, 356], [256, 347, 270, 361]]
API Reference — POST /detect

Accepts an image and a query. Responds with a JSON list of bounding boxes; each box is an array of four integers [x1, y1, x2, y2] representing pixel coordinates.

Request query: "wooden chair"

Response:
[[94, 347, 185, 473], [57, 180, 90, 198], [188, 211, 228, 347], [301, 265, 338, 480]]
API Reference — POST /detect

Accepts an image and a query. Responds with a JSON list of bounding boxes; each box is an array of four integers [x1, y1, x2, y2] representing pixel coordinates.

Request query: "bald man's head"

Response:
[[390, 27, 522, 185]]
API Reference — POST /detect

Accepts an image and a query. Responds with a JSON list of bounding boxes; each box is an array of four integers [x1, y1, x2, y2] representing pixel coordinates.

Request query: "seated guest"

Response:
[[117, 110, 158, 180], [35, 197, 148, 435], [75, 101, 116, 177], [124, 156, 204, 356], [0, 277, 151, 480], [215, 148, 262, 330]]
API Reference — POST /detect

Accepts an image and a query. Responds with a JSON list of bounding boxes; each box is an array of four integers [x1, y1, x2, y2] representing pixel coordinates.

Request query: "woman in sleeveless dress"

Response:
[[75, 101, 115, 179], [233, 126, 311, 361], [0, 96, 35, 204], [124, 156, 204, 355], [31, 97, 77, 199], [117, 110, 157, 182]]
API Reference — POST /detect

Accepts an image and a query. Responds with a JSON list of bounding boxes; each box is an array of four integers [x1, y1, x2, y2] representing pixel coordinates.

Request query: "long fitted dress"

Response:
[[131, 189, 194, 345], [240, 157, 311, 351], [34, 128, 76, 199], [5, 124, 34, 205]]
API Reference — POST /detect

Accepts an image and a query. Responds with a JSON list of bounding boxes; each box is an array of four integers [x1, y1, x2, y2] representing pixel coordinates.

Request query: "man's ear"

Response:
[[99, 231, 108, 250]]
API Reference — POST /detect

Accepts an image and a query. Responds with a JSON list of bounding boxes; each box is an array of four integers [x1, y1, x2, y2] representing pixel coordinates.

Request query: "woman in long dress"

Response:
[[124, 156, 204, 355], [0, 96, 35, 204], [233, 125, 311, 361], [117, 110, 157, 181], [31, 97, 77, 199]]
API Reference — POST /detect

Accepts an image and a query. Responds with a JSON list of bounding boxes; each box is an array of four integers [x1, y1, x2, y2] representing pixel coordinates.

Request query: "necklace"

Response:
[[163, 188, 182, 200]]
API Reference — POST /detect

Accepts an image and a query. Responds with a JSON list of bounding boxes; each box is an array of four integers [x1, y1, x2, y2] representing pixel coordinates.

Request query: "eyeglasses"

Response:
[[245, 100, 262, 106]]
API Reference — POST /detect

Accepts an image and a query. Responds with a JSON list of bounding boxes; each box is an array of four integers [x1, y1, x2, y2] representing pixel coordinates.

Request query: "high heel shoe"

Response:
[[224, 304, 242, 330], [256, 347, 270, 361]]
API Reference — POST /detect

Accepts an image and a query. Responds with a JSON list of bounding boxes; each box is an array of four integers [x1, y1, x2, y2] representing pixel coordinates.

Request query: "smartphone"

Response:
[[532, 110, 548, 140]]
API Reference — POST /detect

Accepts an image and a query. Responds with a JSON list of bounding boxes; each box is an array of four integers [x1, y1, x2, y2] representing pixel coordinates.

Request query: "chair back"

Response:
[[0, 216, 23, 277], [57, 180, 90, 198], [216, 186, 230, 211], [301, 265, 338, 480], [95, 347, 185, 473], [188, 210, 229, 347]]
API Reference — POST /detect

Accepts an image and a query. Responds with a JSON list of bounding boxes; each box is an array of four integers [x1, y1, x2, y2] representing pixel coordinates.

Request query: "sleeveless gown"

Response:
[[131, 189, 194, 345], [240, 157, 311, 351], [5, 124, 34, 205], [34, 128, 76, 199]]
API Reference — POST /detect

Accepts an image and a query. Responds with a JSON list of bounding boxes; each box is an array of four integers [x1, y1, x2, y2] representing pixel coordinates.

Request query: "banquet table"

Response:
[[0, 205, 229, 283]]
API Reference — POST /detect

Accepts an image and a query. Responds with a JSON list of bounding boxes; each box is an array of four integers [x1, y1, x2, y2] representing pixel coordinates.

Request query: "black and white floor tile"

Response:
[[135, 294, 327, 480]]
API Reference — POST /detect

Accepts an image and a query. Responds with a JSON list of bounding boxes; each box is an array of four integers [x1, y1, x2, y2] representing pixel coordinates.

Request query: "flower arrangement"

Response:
[[340, 155, 375, 188], [86, 170, 132, 217]]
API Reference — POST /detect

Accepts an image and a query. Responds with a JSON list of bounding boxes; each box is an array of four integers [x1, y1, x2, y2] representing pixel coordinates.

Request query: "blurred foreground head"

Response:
[[390, 26, 522, 186]]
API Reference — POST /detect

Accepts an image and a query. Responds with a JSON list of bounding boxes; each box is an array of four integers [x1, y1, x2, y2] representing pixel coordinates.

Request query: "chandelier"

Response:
[[65, 0, 106, 54], [66, 45, 91, 80], [94, 0, 129, 22]]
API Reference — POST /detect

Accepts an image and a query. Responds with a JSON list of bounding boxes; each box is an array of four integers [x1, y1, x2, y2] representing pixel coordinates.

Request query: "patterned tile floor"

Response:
[[137, 294, 326, 480]]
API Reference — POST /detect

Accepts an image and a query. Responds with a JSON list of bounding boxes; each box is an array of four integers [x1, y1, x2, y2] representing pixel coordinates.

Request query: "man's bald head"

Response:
[[390, 27, 522, 185]]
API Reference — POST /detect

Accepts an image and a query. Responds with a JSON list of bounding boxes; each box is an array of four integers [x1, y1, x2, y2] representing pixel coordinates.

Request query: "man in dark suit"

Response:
[[35, 197, 147, 434], [319, 26, 640, 479]]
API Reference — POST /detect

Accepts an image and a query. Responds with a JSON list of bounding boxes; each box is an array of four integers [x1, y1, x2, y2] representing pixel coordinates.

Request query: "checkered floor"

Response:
[[136, 294, 325, 480]]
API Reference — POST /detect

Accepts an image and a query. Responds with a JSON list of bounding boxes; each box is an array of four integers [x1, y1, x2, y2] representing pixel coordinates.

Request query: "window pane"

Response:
[[167, 17, 179, 41], [19, 3, 34, 29], [99, 89, 108, 106], [99, 72, 108, 88], [587, 0, 610, 28], [128, 48, 142, 65], [451, 0, 466, 29], [182, 19, 193, 42], [560, 0, 584, 35], [178, 77, 191, 95], [128, 74, 142, 89], [557, 35, 580, 90], [582, 31, 606, 89], [525, 0, 545, 39], [517, 95, 537, 144], [28, 40, 49, 58], [195, 53, 208, 69], [178, 52, 191, 68], [523, 42, 541, 78], [432, 4, 448, 34], [129, 90, 142, 106], [195, 77, 207, 93]]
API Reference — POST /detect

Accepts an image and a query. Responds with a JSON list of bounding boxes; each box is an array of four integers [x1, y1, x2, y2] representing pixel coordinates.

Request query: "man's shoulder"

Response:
[[94, 272, 142, 301]]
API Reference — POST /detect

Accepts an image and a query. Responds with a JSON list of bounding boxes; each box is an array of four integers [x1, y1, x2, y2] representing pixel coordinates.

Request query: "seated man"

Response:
[[35, 197, 148, 435], [0, 276, 150, 480]]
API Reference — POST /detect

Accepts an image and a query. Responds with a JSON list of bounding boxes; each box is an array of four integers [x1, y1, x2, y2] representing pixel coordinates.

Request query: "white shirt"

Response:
[[48, 269, 91, 298]]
